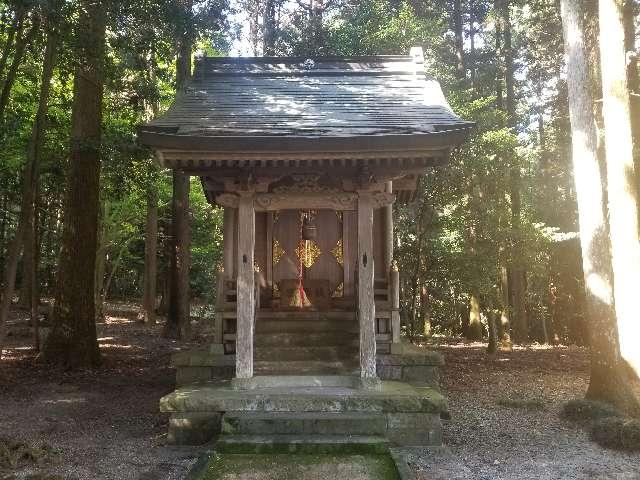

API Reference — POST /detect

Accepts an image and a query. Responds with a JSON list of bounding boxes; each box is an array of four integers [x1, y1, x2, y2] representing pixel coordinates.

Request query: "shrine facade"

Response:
[[139, 48, 472, 388]]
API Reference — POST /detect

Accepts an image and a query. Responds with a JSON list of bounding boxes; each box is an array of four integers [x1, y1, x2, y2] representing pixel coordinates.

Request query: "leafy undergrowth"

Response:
[[0, 437, 58, 473]]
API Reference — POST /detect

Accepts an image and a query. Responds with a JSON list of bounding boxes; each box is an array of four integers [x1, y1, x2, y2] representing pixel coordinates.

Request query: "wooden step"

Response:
[[254, 345, 358, 361], [254, 359, 358, 376], [255, 331, 358, 347]]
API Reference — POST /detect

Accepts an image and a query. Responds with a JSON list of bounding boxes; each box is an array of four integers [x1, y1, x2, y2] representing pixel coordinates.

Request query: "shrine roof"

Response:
[[138, 49, 473, 157]]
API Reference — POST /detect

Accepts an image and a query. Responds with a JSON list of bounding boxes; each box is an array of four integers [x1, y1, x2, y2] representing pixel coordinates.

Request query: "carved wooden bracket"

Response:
[[216, 191, 394, 210]]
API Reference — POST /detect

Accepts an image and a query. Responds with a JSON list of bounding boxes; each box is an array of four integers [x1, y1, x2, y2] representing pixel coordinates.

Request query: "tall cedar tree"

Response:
[[164, 0, 193, 339], [560, 0, 640, 414], [599, 0, 640, 381], [43, 0, 106, 367]]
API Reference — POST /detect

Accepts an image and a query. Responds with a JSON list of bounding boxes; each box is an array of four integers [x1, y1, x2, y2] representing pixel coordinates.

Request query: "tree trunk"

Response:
[[494, 0, 504, 110], [0, 15, 39, 121], [0, 15, 58, 355], [142, 186, 158, 324], [42, 0, 105, 368], [623, 0, 640, 208], [453, 0, 465, 81], [163, 172, 191, 339], [0, 8, 26, 79], [469, 0, 476, 90], [487, 310, 498, 354], [560, 0, 640, 414], [263, 0, 277, 55], [599, 0, 640, 381], [502, 0, 528, 344], [467, 293, 482, 341]]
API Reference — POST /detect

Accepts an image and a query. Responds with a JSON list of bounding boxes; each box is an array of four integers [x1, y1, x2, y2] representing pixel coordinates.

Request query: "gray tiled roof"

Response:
[[139, 54, 472, 149]]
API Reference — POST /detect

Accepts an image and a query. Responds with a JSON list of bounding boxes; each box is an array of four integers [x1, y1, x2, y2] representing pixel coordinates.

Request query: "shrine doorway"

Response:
[[269, 209, 350, 310]]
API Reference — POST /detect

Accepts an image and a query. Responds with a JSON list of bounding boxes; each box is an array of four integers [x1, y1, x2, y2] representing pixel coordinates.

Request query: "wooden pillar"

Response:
[[266, 212, 274, 292], [383, 182, 394, 274], [223, 207, 235, 281], [343, 211, 354, 297], [390, 264, 401, 344], [235, 195, 255, 380], [214, 267, 224, 345], [357, 192, 377, 380]]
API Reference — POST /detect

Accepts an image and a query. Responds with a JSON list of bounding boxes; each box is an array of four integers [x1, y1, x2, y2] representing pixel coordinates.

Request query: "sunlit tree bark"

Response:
[[599, 0, 640, 381], [560, 0, 640, 414]]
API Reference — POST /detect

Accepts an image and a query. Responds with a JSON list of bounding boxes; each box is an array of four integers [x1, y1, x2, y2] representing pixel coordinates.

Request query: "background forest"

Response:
[[0, 0, 638, 349]]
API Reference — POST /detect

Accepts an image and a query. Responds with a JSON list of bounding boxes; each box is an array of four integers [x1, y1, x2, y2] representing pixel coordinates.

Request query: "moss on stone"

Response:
[[193, 453, 399, 480]]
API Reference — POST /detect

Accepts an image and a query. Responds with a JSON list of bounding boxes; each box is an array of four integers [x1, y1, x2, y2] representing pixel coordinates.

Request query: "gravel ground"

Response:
[[2, 308, 639, 480], [407, 342, 640, 480]]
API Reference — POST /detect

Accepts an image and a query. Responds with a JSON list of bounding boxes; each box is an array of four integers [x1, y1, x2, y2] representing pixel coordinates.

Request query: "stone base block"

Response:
[[168, 413, 221, 445], [377, 349, 443, 388], [385, 412, 442, 446]]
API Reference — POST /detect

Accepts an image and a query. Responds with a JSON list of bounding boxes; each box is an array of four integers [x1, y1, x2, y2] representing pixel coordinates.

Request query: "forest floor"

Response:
[[1, 304, 639, 480]]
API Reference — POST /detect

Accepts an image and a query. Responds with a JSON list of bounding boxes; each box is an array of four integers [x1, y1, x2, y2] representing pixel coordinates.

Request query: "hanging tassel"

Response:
[[290, 211, 311, 308]]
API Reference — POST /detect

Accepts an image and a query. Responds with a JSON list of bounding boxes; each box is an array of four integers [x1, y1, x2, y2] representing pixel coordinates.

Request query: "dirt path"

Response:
[[2, 310, 639, 479]]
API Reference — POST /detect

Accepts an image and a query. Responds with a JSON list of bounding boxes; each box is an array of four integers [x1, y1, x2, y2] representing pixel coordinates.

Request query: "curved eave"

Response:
[[137, 127, 473, 154]]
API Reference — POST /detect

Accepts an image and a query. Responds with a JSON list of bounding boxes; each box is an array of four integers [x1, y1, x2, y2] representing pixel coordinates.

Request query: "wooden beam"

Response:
[[216, 191, 394, 211], [235, 194, 255, 379], [358, 192, 377, 380]]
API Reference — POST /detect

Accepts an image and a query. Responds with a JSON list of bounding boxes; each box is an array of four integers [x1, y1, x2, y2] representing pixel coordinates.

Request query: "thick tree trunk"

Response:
[[453, 0, 465, 81], [560, 0, 640, 414], [467, 292, 483, 341], [0, 17, 58, 355], [42, 0, 105, 368], [623, 0, 640, 205], [142, 186, 158, 324], [599, 0, 640, 381], [164, 172, 191, 339]]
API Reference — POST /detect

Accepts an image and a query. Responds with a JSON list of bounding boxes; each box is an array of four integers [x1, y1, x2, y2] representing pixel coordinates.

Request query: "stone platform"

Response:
[[161, 379, 447, 448]]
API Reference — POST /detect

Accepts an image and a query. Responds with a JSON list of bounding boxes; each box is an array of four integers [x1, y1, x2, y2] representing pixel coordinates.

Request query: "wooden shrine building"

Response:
[[139, 48, 472, 449], [139, 48, 472, 387]]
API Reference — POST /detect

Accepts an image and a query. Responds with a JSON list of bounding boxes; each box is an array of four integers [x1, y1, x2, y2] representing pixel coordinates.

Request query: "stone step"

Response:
[[254, 345, 358, 361], [232, 375, 358, 389], [256, 319, 358, 334], [255, 331, 358, 347], [254, 359, 358, 376], [221, 411, 387, 436], [214, 434, 390, 455]]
